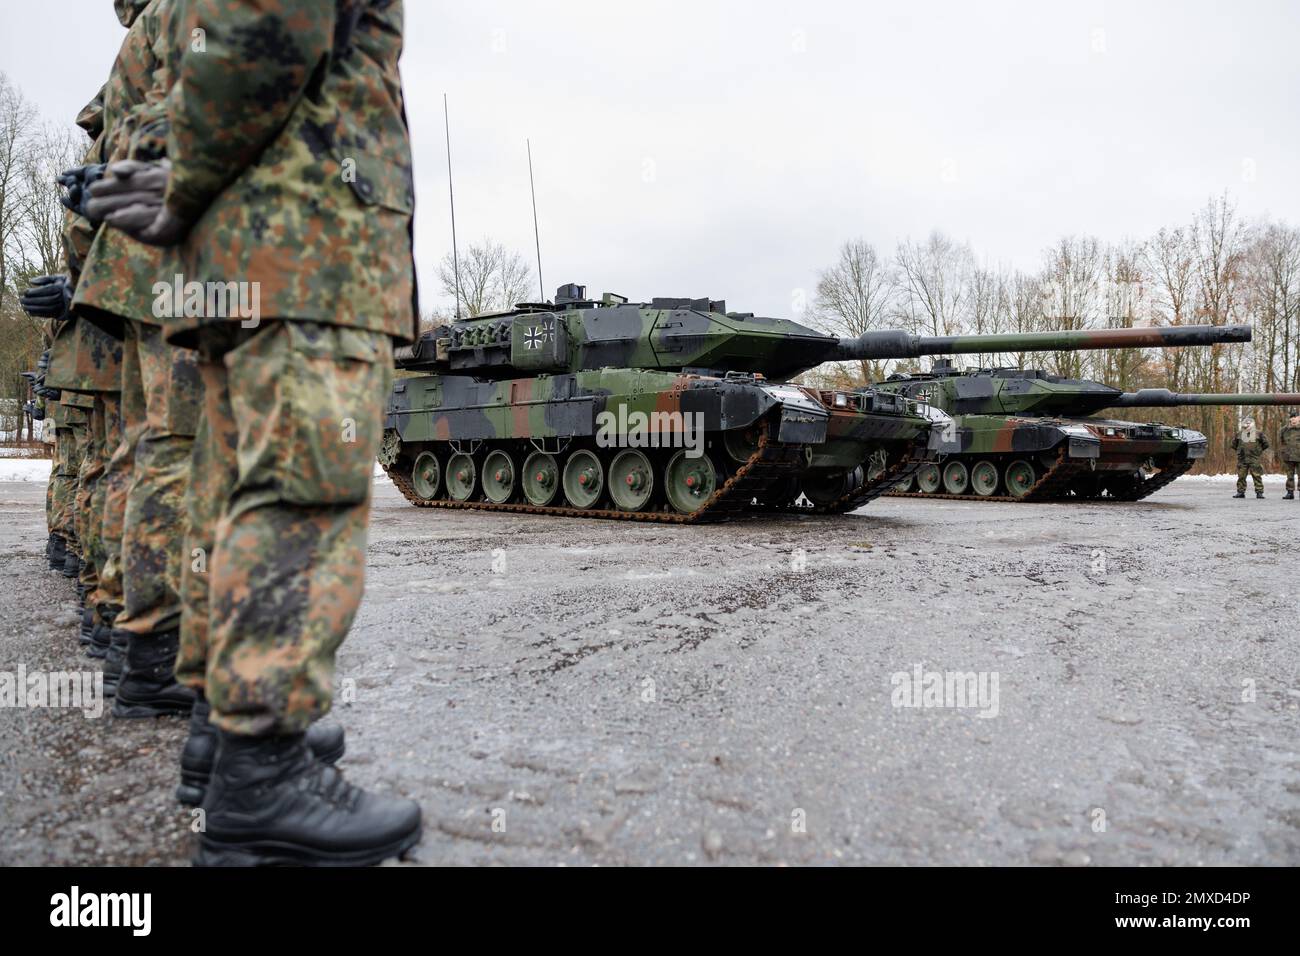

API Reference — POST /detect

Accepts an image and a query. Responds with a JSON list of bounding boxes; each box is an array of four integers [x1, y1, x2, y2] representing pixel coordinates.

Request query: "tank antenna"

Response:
[[444, 93, 462, 320], [527, 139, 545, 302]]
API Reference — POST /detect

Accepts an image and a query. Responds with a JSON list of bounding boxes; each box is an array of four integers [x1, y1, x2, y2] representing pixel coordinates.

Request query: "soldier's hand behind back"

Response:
[[19, 275, 72, 319], [87, 159, 188, 246]]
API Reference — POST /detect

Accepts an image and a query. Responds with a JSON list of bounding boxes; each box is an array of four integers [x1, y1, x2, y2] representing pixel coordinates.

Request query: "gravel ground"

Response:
[[1, 476, 1296, 866]]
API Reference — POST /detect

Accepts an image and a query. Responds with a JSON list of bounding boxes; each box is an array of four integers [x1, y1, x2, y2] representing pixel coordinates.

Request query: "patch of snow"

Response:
[[0, 458, 54, 482]]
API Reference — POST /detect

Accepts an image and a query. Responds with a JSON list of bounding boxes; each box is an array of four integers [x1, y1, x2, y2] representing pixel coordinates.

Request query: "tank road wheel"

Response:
[[895, 474, 916, 492], [664, 450, 719, 514], [608, 450, 656, 512], [801, 470, 852, 509], [722, 426, 762, 465], [446, 452, 478, 502], [970, 460, 1000, 497], [562, 449, 605, 509], [522, 451, 560, 506], [941, 461, 970, 495], [482, 450, 516, 504], [753, 475, 800, 509], [915, 463, 942, 494], [1004, 459, 1037, 499], [410, 451, 442, 501]]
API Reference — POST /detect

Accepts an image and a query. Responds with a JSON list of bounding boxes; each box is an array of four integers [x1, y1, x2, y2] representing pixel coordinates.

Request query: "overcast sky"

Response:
[[2, 0, 1297, 319]]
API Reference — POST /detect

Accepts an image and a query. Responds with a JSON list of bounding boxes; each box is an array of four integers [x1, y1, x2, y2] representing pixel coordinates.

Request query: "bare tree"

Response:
[[893, 231, 972, 340], [436, 238, 534, 317], [1142, 225, 1197, 391], [0, 73, 39, 317], [807, 239, 895, 382], [1039, 235, 1103, 376]]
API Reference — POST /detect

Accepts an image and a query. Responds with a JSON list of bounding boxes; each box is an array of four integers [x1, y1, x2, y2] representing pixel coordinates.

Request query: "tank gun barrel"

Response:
[[1111, 389, 1300, 408], [832, 324, 1251, 361]]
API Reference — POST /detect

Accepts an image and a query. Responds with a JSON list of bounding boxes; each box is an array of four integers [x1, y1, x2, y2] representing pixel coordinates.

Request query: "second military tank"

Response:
[[381, 286, 1253, 520], [877, 358, 1296, 501]]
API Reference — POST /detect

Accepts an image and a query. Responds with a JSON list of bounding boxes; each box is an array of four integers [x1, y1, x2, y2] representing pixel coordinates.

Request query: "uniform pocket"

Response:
[[230, 322, 392, 508]]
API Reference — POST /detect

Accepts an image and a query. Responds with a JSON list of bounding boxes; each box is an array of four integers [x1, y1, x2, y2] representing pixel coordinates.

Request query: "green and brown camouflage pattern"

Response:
[[73, 0, 178, 332], [177, 321, 392, 736], [388, 285, 960, 518], [113, 322, 200, 638], [875, 358, 1294, 501], [1280, 421, 1300, 463], [158, 0, 416, 346]]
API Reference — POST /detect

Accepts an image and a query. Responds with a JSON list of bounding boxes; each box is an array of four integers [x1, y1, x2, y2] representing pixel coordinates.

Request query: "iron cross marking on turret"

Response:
[[525, 319, 555, 350]]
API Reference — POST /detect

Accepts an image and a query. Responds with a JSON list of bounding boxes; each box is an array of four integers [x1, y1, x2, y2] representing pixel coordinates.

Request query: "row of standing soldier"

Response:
[[25, 0, 422, 866]]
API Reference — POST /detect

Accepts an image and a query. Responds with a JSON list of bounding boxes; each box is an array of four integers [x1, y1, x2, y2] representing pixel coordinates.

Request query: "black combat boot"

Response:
[[1232, 491, 1245, 499], [87, 621, 112, 659], [48, 534, 66, 570], [196, 730, 420, 866], [1256, 491, 1264, 499], [1285, 491, 1295, 500], [45, 532, 56, 564], [177, 692, 346, 807], [62, 550, 80, 578], [102, 629, 130, 698], [111, 629, 194, 718], [78, 608, 95, 646]]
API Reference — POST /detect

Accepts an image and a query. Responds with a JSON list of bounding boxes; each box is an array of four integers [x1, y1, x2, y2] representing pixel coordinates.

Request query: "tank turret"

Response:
[[397, 283, 1252, 381], [880, 362, 1293, 417]]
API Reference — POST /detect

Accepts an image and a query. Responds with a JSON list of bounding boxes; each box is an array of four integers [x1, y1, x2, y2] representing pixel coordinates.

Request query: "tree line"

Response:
[[803, 195, 1299, 474]]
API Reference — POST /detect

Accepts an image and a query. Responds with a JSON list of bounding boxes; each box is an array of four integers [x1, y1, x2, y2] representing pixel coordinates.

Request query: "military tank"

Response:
[[877, 355, 1295, 502], [381, 285, 1253, 520]]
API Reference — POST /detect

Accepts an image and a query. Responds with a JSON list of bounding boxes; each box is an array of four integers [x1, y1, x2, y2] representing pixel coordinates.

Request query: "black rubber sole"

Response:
[[194, 826, 421, 867]]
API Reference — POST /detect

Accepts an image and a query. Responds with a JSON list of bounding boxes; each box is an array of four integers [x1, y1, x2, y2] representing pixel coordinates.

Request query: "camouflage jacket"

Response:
[[1231, 433, 1269, 466], [48, 88, 124, 394], [1279, 424, 1300, 462], [72, 0, 179, 333], [160, 0, 416, 346]]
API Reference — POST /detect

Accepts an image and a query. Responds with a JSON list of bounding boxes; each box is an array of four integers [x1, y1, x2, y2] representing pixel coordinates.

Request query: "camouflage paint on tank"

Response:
[[875, 360, 1297, 500]]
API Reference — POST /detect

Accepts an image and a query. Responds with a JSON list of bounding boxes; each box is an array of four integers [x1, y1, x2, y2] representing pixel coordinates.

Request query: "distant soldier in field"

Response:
[[1231, 417, 1269, 499], [1280, 413, 1300, 500]]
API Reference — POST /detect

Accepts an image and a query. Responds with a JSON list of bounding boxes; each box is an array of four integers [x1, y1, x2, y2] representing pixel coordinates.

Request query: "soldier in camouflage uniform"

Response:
[[1280, 413, 1300, 500], [1231, 418, 1269, 499], [44, 90, 128, 657], [91, 0, 419, 864], [71, 0, 198, 717]]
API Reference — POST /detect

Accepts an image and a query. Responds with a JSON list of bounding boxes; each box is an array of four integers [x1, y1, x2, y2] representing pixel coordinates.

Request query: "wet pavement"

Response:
[[1, 477, 1296, 865]]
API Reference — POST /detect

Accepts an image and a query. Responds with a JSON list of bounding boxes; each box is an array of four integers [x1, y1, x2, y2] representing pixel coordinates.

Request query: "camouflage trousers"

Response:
[[1284, 460, 1298, 493], [176, 320, 392, 736], [1236, 464, 1264, 494], [51, 425, 86, 548], [75, 395, 121, 597], [105, 320, 202, 638]]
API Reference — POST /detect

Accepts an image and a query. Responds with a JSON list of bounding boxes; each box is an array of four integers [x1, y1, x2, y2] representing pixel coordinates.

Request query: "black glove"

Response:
[[20, 276, 73, 320], [57, 163, 107, 220], [24, 400, 44, 421], [86, 159, 188, 246]]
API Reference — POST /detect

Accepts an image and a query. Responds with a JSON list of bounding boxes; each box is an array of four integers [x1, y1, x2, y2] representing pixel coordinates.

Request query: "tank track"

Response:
[[778, 440, 930, 515], [1107, 457, 1196, 501], [884, 452, 1195, 503], [381, 425, 807, 523]]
